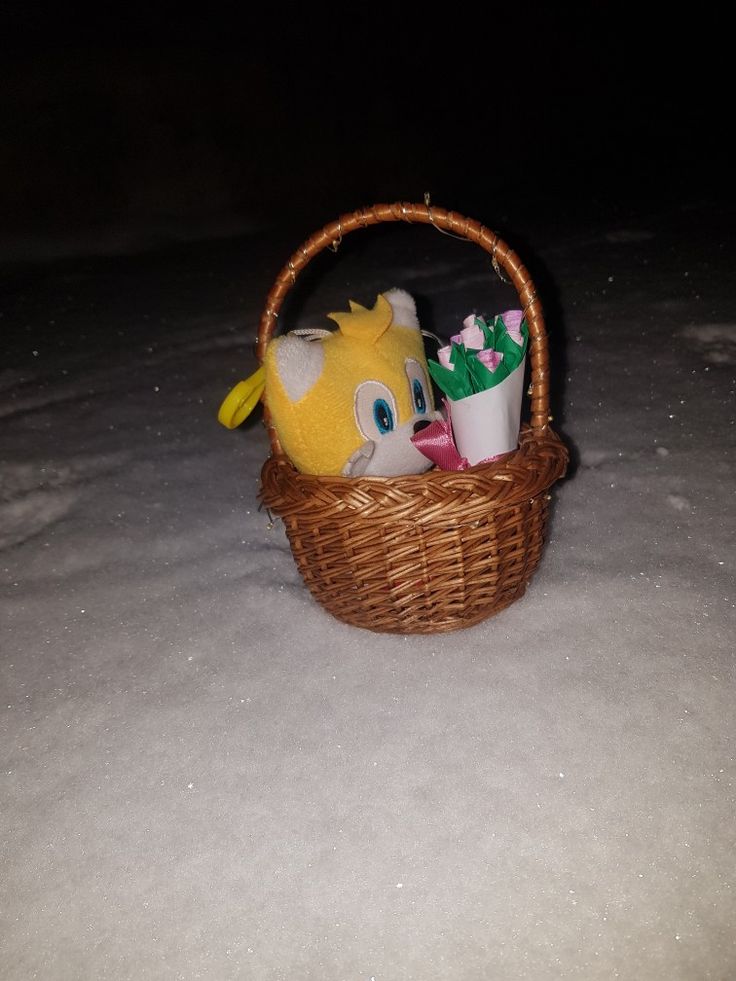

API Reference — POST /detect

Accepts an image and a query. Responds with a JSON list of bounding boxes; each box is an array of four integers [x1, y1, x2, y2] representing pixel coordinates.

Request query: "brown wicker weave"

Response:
[[257, 202, 568, 633]]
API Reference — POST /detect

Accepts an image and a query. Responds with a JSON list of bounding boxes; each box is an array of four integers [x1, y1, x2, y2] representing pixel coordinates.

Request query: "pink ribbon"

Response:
[[410, 401, 509, 471], [411, 413, 470, 470]]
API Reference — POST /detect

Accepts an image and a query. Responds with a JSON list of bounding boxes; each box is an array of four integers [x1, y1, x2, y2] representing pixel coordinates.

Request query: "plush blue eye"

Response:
[[412, 378, 427, 413], [373, 398, 395, 434]]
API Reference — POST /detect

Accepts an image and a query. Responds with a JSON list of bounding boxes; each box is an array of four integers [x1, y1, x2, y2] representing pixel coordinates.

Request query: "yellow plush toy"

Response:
[[264, 288, 439, 476], [219, 288, 440, 477]]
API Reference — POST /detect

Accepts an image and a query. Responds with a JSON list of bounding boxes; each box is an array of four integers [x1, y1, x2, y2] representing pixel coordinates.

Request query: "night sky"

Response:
[[1, 4, 728, 247]]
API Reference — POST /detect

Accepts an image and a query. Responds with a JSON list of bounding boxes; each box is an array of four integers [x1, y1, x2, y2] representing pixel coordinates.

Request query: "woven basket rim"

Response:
[[260, 425, 569, 525], [262, 423, 560, 486]]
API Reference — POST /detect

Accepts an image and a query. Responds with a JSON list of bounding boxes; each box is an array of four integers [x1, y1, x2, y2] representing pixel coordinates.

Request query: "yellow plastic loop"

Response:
[[217, 366, 266, 429]]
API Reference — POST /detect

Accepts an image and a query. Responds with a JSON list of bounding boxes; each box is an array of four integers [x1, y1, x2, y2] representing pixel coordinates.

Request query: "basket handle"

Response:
[[256, 201, 552, 455]]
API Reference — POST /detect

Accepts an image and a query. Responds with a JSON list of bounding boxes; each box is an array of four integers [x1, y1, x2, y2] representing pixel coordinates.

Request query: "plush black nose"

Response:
[[413, 420, 431, 434]]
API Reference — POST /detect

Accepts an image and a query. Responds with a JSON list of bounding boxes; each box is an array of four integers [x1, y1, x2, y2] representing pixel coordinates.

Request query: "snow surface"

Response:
[[2, 199, 735, 980]]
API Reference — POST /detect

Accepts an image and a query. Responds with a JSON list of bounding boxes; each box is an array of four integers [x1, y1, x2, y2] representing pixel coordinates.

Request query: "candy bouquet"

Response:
[[412, 309, 529, 469]]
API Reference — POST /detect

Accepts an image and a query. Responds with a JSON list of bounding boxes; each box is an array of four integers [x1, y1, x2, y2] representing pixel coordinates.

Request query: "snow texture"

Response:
[[2, 200, 735, 980]]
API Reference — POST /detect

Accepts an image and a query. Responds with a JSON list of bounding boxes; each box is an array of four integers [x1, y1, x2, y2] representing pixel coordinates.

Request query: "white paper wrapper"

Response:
[[448, 357, 526, 465]]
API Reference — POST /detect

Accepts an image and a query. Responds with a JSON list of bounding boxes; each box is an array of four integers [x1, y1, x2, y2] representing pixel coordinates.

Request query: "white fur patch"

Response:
[[384, 288, 419, 329], [273, 335, 324, 402]]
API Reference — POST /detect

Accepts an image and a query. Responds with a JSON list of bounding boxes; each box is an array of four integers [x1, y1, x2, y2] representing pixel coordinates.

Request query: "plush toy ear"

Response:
[[384, 288, 419, 329], [269, 335, 325, 402]]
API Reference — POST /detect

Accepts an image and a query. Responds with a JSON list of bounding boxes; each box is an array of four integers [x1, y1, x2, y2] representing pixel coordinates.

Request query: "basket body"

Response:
[[261, 426, 567, 633], [253, 201, 568, 633]]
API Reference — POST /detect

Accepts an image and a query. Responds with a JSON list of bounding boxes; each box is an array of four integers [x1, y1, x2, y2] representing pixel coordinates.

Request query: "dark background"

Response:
[[0, 3, 728, 252]]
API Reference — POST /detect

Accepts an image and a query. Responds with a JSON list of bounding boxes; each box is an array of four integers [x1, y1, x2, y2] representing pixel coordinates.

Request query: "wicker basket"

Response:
[[256, 202, 568, 633]]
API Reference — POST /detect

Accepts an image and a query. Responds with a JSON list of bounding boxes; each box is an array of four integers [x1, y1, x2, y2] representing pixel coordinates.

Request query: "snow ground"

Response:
[[1, 198, 735, 980]]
